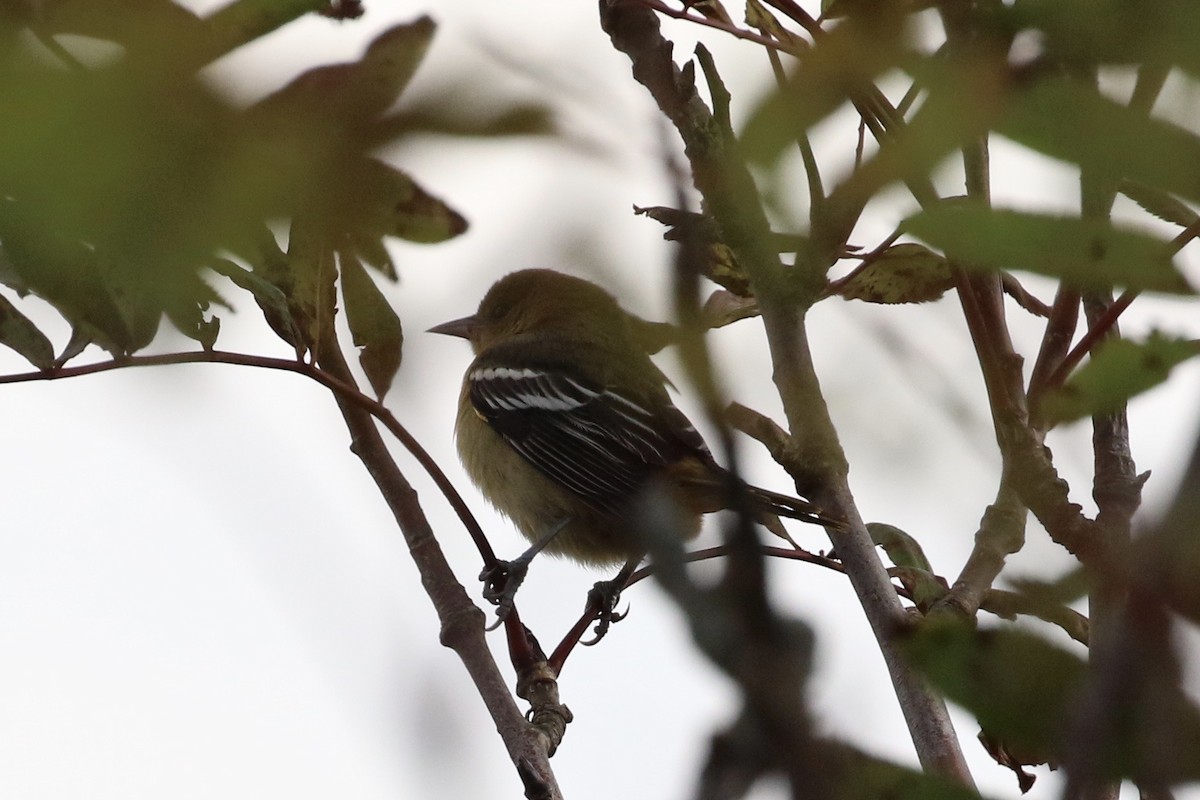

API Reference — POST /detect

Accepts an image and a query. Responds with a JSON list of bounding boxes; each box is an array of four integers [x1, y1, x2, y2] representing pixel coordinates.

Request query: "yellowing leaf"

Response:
[[833, 243, 954, 304]]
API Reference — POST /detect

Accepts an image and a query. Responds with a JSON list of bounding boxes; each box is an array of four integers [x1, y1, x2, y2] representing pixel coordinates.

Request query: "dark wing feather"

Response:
[[467, 363, 709, 514]]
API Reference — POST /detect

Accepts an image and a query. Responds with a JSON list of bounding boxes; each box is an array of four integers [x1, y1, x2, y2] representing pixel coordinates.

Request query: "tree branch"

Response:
[[598, 0, 974, 785], [0, 347, 561, 797], [314, 335, 563, 799]]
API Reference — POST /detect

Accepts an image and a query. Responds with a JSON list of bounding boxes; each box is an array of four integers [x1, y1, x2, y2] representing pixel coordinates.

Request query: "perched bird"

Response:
[[431, 269, 837, 627]]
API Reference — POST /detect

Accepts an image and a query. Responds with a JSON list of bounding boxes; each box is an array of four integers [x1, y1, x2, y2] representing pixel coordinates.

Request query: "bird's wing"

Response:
[[467, 363, 709, 513]]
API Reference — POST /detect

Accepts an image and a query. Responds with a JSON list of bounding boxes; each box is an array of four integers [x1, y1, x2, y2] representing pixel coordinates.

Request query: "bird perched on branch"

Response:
[[431, 269, 839, 635]]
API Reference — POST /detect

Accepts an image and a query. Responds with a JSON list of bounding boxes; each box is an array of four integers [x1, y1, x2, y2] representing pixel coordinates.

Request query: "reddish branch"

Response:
[[0, 348, 561, 796]]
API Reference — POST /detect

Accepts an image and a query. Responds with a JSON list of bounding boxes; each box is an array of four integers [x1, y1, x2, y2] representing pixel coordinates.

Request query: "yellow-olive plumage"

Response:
[[432, 268, 833, 568]]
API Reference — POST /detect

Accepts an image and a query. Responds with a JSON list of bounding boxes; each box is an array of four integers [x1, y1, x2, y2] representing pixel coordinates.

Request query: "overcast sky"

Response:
[[2, 2, 1199, 799]]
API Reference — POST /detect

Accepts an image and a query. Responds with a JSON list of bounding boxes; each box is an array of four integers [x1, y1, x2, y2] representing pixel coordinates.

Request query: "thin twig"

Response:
[[760, 0, 821, 37], [1040, 214, 1200, 394], [633, 0, 795, 53], [1, 344, 558, 794], [1040, 290, 1138, 395], [0, 351, 498, 565]]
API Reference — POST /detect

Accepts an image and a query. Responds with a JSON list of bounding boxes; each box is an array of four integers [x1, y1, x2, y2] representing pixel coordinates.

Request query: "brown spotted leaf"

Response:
[[833, 243, 955, 304]]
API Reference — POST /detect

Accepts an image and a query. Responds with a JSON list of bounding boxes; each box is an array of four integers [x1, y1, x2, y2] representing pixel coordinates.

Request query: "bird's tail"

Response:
[[675, 467, 844, 547], [745, 483, 842, 530]]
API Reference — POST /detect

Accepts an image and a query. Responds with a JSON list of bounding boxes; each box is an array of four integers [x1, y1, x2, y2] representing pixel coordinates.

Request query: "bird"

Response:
[[430, 268, 839, 635]]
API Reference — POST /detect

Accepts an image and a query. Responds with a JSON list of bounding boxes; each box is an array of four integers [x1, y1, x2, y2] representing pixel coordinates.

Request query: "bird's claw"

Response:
[[479, 559, 530, 627], [581, 578, 629, 646]]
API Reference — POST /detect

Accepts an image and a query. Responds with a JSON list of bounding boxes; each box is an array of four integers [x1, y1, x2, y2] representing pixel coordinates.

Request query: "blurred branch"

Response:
[[751, 12, 825, 222], [598, 0, 974, 785]]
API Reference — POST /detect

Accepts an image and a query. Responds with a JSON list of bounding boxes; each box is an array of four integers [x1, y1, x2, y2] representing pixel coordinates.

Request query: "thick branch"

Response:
[[598, 0, 973, 785], [935, 478, 1026, 620]]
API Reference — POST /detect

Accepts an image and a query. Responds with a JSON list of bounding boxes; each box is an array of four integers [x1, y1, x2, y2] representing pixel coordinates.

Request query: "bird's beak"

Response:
[[428, 314, 478, 340]]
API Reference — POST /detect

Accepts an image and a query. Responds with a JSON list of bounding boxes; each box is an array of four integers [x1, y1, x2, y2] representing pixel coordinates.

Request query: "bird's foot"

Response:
[[581, 577, 629, 646], [479, 558, 531, 629]]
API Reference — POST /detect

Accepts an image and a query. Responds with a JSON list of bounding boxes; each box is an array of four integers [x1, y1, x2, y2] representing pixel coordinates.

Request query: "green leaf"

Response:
[[871, 522, 945, 611], [888, 565, 949, 611], [1011, 0, 1200, 78], [164, 276, 227, 352], [168, 309, 220, 352], [742, 10, 909, 166], [248, 17, 436, 149], [56, 328, 92, 366], [339, 252, 403, 400], [370, 102, 553, 143], [0, 221, 138, 355], [0, 45, 276, 354], [902, 620, 1085, 763], [1006, 567, 1091, 607], [833, 243, 955, 304], [902, 204, 1193, 294], [352, 234, 397, 281], [869, 522, 935, 572], [1119, 180, 1199, 229], [1040, 332, 1199, 423], [820, 54, 1010, 226], [284, 217, 338, 351], [998, 78, 1200, 209], [818, 741, 989, 800], [0, 293, 54, 369], [333, 158, 468, 245], [36, 0, 207, 56], [210, 258, 303, 352]]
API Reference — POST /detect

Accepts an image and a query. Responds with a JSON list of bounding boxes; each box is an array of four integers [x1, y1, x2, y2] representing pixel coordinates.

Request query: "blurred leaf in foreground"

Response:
[[903, 204, 1193, 294], [1040, 332, 1199, 424]]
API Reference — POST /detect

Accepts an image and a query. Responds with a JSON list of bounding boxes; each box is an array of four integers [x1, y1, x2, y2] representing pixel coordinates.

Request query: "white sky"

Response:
[[2, 2, 1200, 799]]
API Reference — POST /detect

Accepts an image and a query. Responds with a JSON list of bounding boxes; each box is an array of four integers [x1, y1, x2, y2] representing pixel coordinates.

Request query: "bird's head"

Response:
[[429, 269, 664, 355]]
